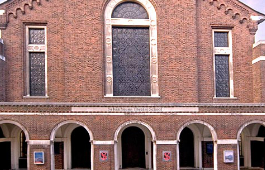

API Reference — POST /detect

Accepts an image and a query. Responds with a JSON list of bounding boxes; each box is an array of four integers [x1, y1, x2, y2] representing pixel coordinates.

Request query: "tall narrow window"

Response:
[[20, 131, 27, 158], [213, 29, 234, 98], [104, 0, 158, 97], [25, 26, 47, 97]]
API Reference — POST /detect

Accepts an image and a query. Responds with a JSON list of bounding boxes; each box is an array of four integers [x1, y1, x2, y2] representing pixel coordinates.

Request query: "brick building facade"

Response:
[[0, 0, 265, 169]]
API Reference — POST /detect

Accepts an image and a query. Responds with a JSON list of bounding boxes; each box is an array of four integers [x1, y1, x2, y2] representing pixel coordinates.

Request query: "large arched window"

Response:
[[104, 0, 158, 97]]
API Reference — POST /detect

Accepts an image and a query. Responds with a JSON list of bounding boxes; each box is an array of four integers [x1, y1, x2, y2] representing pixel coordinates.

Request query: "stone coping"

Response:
[[0, 102, 265, 107]]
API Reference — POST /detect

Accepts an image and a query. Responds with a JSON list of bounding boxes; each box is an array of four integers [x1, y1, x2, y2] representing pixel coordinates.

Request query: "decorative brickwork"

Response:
[[0, 0, 264, 169]]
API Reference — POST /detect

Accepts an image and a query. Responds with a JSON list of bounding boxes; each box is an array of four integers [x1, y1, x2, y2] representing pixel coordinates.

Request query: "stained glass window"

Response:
[[214, 32, 228, 47], [112, 2, 148, 19], [29, 52, 45, 96], [215, 55, 230, 97], [112, 27, 150, 96], [29, 28, 45, 44], [26, 26, 47, 96]]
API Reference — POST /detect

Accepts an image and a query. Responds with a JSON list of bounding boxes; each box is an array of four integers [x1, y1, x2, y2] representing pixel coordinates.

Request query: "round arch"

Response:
[[114, 120, 156, 141], [237, 120, 265, 140], [0, 120, 30, 141], [50, 120, 94, 141], [50, 120, 94, 170], [104, 0, 159, 97], [236, 120, 265, 170], [177, 120, 218, 142], [114, 120, 157, 170], [176, 120, 218, 170], [104, 0, 157, 20]]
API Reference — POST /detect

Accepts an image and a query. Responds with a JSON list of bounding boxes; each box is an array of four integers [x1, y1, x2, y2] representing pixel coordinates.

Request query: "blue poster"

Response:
[[34, 152, 44, 164]]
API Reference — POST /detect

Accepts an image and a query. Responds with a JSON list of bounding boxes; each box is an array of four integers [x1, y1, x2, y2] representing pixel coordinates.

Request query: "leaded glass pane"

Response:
[[29, 28, 45, 44], [112, 27, 150, 96], [29, 52, 45, 96], [215, 55, 230, 97], [112, 2, 148, 19], [214, 32, 228, 47]]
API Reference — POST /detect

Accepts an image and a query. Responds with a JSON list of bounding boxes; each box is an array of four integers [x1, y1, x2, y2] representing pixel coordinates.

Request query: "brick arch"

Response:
[[237, 120, 265, 140], [50, 120, 94, 170], [114, 120, 157, 170], [50, 120, 94, 141], [0, 119, 30, 141], [176, 120, 218, 170], [114, 120, 156, 141], [176, 120, 218, 142]]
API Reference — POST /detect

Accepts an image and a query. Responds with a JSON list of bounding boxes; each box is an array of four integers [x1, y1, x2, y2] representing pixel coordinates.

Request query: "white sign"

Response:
[[223, 150, 234, 163]]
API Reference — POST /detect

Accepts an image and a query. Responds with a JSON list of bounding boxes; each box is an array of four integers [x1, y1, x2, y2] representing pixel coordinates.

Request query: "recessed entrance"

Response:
[[180, 127, 194, 167], [71, 126, 91, 169], [122, 127, 146, 168], [114, 121, 155, 170], [51, 122, 93, 170], [238, 122, 265, 170], [177, 122, 217, 170], [0, 121, 29, 170]]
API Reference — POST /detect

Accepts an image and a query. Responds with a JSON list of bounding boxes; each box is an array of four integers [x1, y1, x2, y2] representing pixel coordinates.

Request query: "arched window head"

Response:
[[112, 2, 149, 19], [104, 0, 159, 97]]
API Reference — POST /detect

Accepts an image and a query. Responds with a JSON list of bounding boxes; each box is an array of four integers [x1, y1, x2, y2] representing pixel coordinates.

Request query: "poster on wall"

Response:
[[100, 151, 109, 162], [34, 151, 45, 164], [206, 143, 213, 154], [162, 151, 171, 162], [223, 150, 234, 163]]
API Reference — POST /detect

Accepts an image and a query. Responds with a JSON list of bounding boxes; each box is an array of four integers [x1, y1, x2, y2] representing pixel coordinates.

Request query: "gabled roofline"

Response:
[[236, 0, 265, 17], [0, 0, 9, 6]]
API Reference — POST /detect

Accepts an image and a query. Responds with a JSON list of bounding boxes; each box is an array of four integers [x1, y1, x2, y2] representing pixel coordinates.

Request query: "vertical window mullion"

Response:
[[26, 26, 47, 97], [213, 29, 233, 98]]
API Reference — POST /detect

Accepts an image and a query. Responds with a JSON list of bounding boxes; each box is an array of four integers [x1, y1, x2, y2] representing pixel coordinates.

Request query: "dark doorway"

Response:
[[71, 126, 91, 169], [0, 142, 11, 170], [0, 127, 4, 138], [19, 131, 27, 168], [251, 125, 265, 168], [122, 126, 146, 168], [179, 127, 194, 167]]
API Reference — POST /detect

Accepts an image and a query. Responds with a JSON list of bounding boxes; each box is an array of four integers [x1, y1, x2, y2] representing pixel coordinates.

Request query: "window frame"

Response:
[[25, 25, 48, 97], [104, 0, 159, 97], [212, 29, 235, 98]]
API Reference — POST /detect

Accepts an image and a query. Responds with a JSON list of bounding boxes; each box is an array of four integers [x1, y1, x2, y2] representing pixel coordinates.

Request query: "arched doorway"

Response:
[[50, 121, 93, 170], [71, 126, 91, 169], [177, 121, 217, 170], [0, 121, 29, 170], [114, 121, 156, 170], [238, 122, 265, 170], [179, 127, 194, 168], [122, 127, 146, 168]]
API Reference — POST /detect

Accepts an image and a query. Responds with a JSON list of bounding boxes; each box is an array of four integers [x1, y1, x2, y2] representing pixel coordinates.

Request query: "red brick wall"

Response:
[[157, 145, 176, 170], [253, 43, 265, 102], [196, 0, 255, 103], [29, 145, 51, 170], [94, 145, 114, 170], [54, 142, 64, 169], [0, 57, 5, 101], [217, 144, 238, 170], [0, 0, 260, 103]]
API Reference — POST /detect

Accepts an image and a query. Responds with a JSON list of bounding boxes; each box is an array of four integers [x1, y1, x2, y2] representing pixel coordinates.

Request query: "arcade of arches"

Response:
[[1, 121, 265, 170]]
